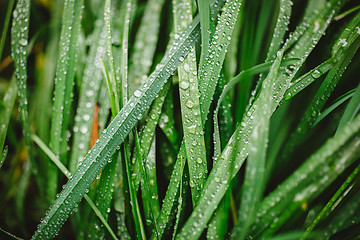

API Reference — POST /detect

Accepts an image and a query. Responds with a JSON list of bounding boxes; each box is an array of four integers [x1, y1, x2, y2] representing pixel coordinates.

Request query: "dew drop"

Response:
[[179, 81, 190, 90]]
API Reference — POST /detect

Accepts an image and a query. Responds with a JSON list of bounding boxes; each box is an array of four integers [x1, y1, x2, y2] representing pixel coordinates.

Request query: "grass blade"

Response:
[[48, 0, 84, 202], [173, 0, 207, 205]]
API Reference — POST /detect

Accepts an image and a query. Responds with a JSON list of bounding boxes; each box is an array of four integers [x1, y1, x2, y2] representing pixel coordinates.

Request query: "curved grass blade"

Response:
[[173, 0, 207, 205], [48, 0, 84, 202], [31, 134, 118, 240], [314, 89, 355, 126], [0, 0, 15, 61], [31, 12, 202, 239], [336, 81, 360, 134]]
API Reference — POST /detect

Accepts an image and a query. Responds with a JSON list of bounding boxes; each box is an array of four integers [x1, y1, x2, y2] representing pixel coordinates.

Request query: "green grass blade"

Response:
[[31, 134, 119, 240], [314, 89, 354, 126], [0, 0, 15, 61], [0, 76, 17, 153], [336, 81, 360, 134], [48, 0, 84, 202], [31, 12, 202, 238], [231, 51, 283, 240], [173, 0, 207, 205], [69, 17, 106, 173], [129, 0, 165, 96]]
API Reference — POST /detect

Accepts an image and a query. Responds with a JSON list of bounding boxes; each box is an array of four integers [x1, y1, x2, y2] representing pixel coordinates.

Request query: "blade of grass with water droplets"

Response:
[[31, 12, 202, 239], [31, 134, 118, 240], [0, 0, 15, 61], [48, 0, 83, 202], [173, 0, 207, 205], [0, 76, 17, 153], [129, 0, 165, 96], [232, 51, 282, 240], [250, 114, 360, 238]]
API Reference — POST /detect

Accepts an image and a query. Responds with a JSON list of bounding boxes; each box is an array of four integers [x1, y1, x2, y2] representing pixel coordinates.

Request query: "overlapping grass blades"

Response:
[[31, 9, 202, 239], [48, 0, 84, 202], [2, 0, 360, 239]]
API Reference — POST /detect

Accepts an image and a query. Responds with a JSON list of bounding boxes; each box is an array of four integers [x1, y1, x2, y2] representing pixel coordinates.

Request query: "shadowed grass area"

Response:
[[0, 0, 360, 239]]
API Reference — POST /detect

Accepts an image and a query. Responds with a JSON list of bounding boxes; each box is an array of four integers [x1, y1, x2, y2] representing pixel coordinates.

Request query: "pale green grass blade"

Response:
[[69, 18, 106, 172], [0, 227, 24, 240], [0, 76, 16, 152], [314, 89, 354, 126], [31, 13, 202, 239], [336, 81, 360, 134], [0, 146, 8, 170], [31, 134, 119, 240], [250, 114, 360, 238], [173, 0, 207, 205], [0, 0, 15, 61], [303, 161, 360, 239], [129, 0, 165, 96], [231, 51, 283, 240], [48, 0, 83, 202]]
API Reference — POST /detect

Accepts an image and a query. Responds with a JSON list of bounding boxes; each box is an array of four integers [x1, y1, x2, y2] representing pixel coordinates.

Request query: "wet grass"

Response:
[[1, 0, 360, 239]]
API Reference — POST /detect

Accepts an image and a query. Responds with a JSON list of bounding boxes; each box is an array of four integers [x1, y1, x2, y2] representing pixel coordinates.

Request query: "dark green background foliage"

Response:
[[0, 0, 360, 239]]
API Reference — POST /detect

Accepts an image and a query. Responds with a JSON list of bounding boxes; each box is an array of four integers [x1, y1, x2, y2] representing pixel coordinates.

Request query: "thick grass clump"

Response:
[[1, 0, 360, 239]]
